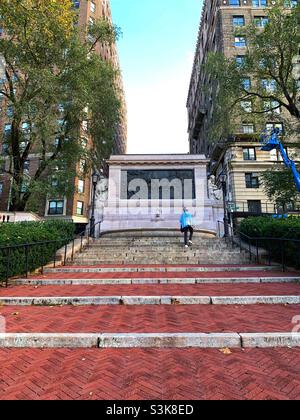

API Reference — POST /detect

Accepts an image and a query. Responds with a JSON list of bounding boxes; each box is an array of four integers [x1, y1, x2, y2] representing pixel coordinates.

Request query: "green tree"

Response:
[[0, 0, 121, 211], [261, 166, 300, 211], [205, 1, 300, 143]]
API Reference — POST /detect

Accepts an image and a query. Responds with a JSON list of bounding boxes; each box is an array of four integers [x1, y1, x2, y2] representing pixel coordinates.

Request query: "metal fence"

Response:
[[0, 221, 102, 287], [217, 220, 300, 271]]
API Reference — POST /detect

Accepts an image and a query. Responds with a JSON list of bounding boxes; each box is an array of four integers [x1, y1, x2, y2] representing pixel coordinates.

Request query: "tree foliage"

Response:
[[0, 0, 121, 211], [205, 1, 300, 143], [260, 166, 300, 210]]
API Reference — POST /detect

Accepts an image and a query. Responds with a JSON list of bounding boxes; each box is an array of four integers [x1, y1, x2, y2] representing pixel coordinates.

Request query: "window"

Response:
[[245, 173, 260, 189], [76, 201, 84, 215], [242, 78, 251, 90], [263, 101, 281, 114], [235, 37, 247, 47], [241, 101, 252, 113], [78, 179, 85, 194], [0, 182, 3, 195], [51, 178, 59, 188], [261, 79, 276, 93], [90, 1, 96, 13], [266, 122, 284, 134], [23, 160, 30, 173], [254, 16, 269, 27], [79, 159, 86, 173], [6, 105, 14, 117], [4, 123, 11, 133], [48, 200, 64, 215], [236, 55, 245, 66], [248, 200, 262, 214], [242, 124, 255, 134], [252, 0, 267, 7], [229, 0, 241, 5], [233, 16, 245, 26], [82, 121, 88, 131], [243, 148, 256, 161]]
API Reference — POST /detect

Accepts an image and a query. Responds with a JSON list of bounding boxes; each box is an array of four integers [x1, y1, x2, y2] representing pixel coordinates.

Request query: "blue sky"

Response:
[[110, 0, 203, 154]]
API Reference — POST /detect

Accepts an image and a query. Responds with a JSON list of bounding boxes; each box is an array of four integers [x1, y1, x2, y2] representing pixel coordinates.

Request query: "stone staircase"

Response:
[[71, 233, 249, 265], [0, 231, 300, 399]]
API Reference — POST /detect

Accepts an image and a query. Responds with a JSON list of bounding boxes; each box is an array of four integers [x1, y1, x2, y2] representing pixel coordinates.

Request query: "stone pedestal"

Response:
[[95, 154, 223, 235]]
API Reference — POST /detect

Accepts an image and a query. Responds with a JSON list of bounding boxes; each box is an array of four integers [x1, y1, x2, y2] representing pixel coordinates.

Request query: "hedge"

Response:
[[239, 217, 300, 267], [0, 220, 75, 283]]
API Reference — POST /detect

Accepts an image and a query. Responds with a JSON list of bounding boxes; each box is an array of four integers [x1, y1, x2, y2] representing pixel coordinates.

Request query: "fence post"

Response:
[[41, 243, 44, 275], [72, 239, 75, 261], [25, 244, 29, 278], [248, 238, 252, 262], [281, 240, 285, 272], [256, 239, 259, 263], [5, 247, 11, 287], [53, 244, 56, 268], [64, 243, 67, 266]]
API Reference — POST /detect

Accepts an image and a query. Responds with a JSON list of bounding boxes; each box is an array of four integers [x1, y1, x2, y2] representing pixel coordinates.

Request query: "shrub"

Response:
[[0, 220, 75, 283], [239, 217, 300, 267]]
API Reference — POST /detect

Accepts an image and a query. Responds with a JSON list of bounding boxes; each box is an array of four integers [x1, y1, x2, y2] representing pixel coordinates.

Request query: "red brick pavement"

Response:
[[0, 282, 299, 297], [25, 270, 298, 280], [0, 348, 300, 400], [0, 304, 299, 333]]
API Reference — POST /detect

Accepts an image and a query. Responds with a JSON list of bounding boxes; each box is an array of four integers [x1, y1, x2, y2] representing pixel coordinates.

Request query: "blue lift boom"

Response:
[[260, 129, 300, 192]]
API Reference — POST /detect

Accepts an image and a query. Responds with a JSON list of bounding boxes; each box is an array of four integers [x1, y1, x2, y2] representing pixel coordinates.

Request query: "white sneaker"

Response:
[[189, 240, 193, 245], [185, 245, 189, 249]]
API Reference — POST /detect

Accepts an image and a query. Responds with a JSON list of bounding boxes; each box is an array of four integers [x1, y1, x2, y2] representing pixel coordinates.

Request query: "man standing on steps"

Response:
[[180, 207, 194, 249]]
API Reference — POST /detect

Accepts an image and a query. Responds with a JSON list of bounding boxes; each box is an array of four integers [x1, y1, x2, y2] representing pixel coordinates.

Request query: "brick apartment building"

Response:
[[187, 0, 299, 215], [0, 0, 127, 226]]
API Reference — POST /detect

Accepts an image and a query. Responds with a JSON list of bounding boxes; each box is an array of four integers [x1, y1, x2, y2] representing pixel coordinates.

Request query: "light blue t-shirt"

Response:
[[180, 212, 193, 229]]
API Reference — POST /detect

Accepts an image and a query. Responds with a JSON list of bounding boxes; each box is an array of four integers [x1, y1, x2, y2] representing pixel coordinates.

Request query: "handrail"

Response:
[[0, 220, 103, 287], [217, 220, 300, 271]]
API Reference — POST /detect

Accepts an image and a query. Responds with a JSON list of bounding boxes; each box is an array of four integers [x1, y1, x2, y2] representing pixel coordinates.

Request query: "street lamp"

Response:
[[219, 172, 230, 237], [90, 171, 99, 238]]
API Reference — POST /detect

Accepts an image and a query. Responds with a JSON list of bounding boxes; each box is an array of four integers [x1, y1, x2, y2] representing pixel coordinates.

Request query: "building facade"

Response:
[[0, 0, 127, 227], [187, 0, 299, 216]]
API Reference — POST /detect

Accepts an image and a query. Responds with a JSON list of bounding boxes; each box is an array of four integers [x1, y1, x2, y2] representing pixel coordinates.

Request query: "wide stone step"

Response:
[[43, 265, 282, 273], [1, 332, 300, 349], [71, 260, 250, 265], [3, 281, 300, 297], [0, 295, 299, 306], [15, 276, 300, 285]]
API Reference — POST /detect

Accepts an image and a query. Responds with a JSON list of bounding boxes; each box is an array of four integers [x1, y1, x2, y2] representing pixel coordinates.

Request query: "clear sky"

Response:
[[110, 0, 203, 154]]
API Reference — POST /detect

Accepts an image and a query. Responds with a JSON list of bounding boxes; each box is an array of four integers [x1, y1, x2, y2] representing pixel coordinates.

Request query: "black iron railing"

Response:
[[0, 221, 102, 287], [217, 220, 300, 271]]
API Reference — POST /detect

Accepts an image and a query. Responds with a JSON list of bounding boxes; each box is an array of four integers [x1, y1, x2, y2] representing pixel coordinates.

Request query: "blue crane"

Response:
[[260, 129, 300, 192]]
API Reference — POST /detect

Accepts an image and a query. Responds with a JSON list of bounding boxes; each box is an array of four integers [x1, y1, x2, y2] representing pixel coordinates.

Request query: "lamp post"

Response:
[[219, 173, 230, 237], [90, 171, 99, 238]]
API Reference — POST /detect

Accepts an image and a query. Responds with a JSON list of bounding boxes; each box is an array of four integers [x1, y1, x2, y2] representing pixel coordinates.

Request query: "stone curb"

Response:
[[0, 333, 99, 348], [211, 296, 300, 305], [0, 332, 300, 348], [1, 295, 299, 306], [0, 333, 240, 348], [14, 277, 300, 286], [240, 333, 300, 348], [43, 266, 280, 274]]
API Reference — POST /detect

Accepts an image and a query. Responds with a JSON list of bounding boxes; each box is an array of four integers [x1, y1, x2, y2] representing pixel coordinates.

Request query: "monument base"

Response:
[[95, 154, 224, 235]]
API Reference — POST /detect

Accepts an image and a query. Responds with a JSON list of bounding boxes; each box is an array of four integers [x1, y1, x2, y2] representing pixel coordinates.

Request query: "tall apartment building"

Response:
[[0, 0, 127, 227], [187, 0, 299, 215]]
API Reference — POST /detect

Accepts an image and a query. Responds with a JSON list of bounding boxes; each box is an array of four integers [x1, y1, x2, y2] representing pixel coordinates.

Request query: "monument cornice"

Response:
[[107, 154, 209, 166]]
